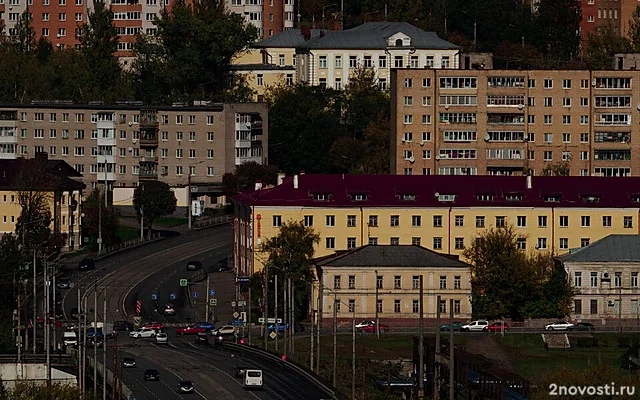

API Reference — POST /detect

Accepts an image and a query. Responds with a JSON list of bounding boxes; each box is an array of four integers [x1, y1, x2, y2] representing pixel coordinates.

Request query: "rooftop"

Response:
[[558, 234, 640, 263], [0, 154, 85, 191], [315, 245, 470, 268], [234, 174, 640, 209]]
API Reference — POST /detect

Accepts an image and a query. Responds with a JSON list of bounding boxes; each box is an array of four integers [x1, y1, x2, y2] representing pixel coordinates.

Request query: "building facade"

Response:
[[559, 234, 640, 325], [0, 103, 268, 195], [392, 68, 640, 177], [225, 0, 295, 40], [232, 174, 640, 276], [314, 245, 472, 326], [0, 153, 84, 250]]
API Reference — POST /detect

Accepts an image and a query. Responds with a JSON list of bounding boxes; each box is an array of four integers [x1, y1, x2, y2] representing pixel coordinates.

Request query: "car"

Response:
[[211, 325, 235, 335], [113, 320, 134, 332], [545, 321, 574, 331], [129, 327, 156, 338], [360, 323, 389, 334], [213, 332, 235, 346], [440, 322, 464, 331], [484, 322, 509, 333], [144, 369, 159, 381], [186, 261, 202, 271], [461, 320, 489, 332], [162, 304, 176, 316], [122, 358, 136, 368], [214, 258, 229, 272], [155, 332, 168, 344], [56, 278, 71, 289], [142, 322, 164, 331], [568, 322, 595, 332], [78, 258, 95, 271], [195, 332, 209, 344], [177, 322, 214, 335], [355, 320, 376, 329], [178, 380, 195, 394]]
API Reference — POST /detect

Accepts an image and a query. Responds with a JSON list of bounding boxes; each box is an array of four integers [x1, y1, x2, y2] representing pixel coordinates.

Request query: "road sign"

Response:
[[233, 312, 239, 319], [237, 300, 246, 307], [179, 279, 188, 287], [193, 291, 199, 298], [170, 293, 176, 300], [269, 332, 277, 339], [210, 298, 217, 306], [232, 319, 244, 326], [133, 316, 142, 327], [236, 276, 250, 284], [209, 289, 215, 297], [151, 294, 157, 300]]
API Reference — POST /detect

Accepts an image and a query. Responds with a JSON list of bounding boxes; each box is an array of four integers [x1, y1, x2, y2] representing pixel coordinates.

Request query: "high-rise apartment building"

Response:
[[391, 68, 640, 177], [225, 0, 295, 39]]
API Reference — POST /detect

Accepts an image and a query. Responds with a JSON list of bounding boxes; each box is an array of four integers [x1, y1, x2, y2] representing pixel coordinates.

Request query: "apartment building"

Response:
[[232, 174, 640, 276], [314, 245, 472, 326], [559, 234, 640, 324], [0, 102, 268, 200], [392, 68, 640, 177], [0, 0, 295, 64], [0, 153, 84, 250]]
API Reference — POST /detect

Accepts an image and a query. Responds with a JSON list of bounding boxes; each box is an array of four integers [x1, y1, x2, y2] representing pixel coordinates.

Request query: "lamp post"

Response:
[[375, 269, 380, 339], [322, 3, 337, 28], [187, 161, 204, 230]]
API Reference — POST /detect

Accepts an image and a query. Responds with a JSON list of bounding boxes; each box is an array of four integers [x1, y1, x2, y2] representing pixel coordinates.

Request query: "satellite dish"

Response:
[[484, 134, 490, 142], [128, 147, 133, 152], [408, 156, 415, 163], [129, 122, 133, 127], [434, 192, 440, 198]]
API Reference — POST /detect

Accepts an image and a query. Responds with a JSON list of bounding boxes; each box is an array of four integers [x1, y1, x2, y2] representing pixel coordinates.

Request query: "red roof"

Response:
[[233, 174, 640, 208]]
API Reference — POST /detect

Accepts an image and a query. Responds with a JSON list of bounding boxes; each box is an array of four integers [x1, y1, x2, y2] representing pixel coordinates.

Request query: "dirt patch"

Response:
[[458, 335, 514, 371]]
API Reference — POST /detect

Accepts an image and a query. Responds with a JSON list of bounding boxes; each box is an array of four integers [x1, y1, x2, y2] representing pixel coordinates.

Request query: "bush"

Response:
[[617, 335, 640, 348], [620, 344, 640, 370], [574, 337, 598, 348]]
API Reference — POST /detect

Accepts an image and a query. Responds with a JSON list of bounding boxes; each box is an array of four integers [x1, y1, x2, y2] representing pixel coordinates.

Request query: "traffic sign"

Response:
[[236, 276, 250, 284], [269, 332, 277, 339], [170, 293, 176, 300], [179, 279, 188, 287], [193, 291, 199, 298], [231, 319, 244, 326], [210, 298, 217, 306], [209, 289, 215, 297], [151, 294, 157, 300], [237, 300, 246, 307], [233, 312, 239, 319]]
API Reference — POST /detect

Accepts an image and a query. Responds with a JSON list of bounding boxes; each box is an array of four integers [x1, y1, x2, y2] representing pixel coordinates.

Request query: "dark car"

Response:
[[56, 278, 71, 289], [179, 380, 195, 394], [78, 258, 95, 271], [568, 322, 595, 331], [186, 261, 202, 271], [144, 369, 159, 381], [195, 332, 208, 344], [122, 358, 136, 368], [440, 322, 464, 331], [214, 258, 228, 272], [113, 320, 134, 332]]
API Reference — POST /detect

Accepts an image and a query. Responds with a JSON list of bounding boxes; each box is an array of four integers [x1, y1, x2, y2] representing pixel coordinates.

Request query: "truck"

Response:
[[240, 369, 263, 389], [89, 322, 114, 339]]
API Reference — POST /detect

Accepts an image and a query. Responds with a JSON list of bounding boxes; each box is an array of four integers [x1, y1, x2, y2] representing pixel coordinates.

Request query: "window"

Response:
[[333, 276, 341, 289], [326, 237, 335, 249], [614, 272, 622, 287], [349, 56, 357, 68], [543, 78, 553, 88], [562, 79, 571, 89], [517, 238, 527, 250], [433, 237, 442, 250], [454, 237, 464, 250], [303, 215, 314, 227], [348, 275, 355, 289], [559, 238, 569, 249], [348, 299, 355, 313], [581, 216, 591, 227], [536, 237, 547, 250], [624, 216, 633, 228], [326, 215, 335, 227], [378, 56, 386, 68], [368, 215, 378, 227], [538, 215, 547, 227], [439, 299, 446, 314], [272, 215, 282, 227], [544, 97, 553, 107], [476, 216, 485, 228], [496, 216, 505, 227], [376, 275, 383, 289], [335, 56, 342, 68], [412, 300, 419, 313], [335, 300, 341, 313], [394, 276, 401, 289], [369, 237, 378, 245], [574, 300, 582, 314], [207, 167, 214, 176], [412, 215, 421, 227], [517, 216, 526, 227], [390, 215, 399, 227], [590, 299, 597, 315], [412, 276, 420, 289], [318, 56, 327, 69], [581, 238, 590, 247], [347, 237, 356, 249], [433, 215, 443, 227], [559, 215, 568, 227], [377, 300, 383, 313], [454, 215, 464, 227], [390, 237, 400, 245], [632, 272, 638, 288], [347, 215, 356, 227], [439, 275, 447, 289]]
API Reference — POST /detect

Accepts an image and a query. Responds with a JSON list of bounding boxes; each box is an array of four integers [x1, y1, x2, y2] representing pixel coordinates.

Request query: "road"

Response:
[[59, 226, 335, 400]]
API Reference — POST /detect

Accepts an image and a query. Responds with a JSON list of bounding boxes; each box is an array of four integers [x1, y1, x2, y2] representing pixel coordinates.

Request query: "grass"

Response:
[[116, 227, 139, 242], [154, 216, 188, 227]]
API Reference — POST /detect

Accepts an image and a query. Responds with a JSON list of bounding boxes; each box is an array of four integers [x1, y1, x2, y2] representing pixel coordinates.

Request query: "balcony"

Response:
[[0, 132, 17, 144], [0, 110, 17, 121], [96, 154, 115, 165], [139, 168, 158, 181], [235, 156, 263, 165], [139, 156, 158, 163], [235, 140, 252, 149], [139, 109, 159, 128], [139, 130, 158, 147]]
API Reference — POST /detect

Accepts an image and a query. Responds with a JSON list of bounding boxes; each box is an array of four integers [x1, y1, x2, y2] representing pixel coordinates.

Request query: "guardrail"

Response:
[[95, 232, 163, 260], [0, 353, 75, 367], [223, 342, 337, 399], [322, 326, 640, 335], [192, 214, 233, 230]]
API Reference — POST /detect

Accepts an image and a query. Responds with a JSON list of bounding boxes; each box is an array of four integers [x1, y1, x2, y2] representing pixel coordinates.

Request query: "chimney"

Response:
[[320, 30, 325, 38], [277, 173, 285, 185], [293, 174, 299, 189], [255, 180, 263, 191], [526, 174, 532, 190], [301, 26, 311, 41]]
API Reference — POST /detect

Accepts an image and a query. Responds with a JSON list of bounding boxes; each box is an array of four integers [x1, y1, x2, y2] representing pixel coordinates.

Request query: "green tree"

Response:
[[585, 23, 632, 70], [359, 114, 390, 174], [542, 158, 571, 176], [342, 65, 390, 140], [81, 188, 119, 250], [628, 6, 640, 51], [7, 381, 98, 399], [221, 162, 279, 197], [534, 0, 582, 63], [0, 234, 26, 353], [133, 181, 177, 235], [11, 10, 35, 54], [328, 137, 366, 173]]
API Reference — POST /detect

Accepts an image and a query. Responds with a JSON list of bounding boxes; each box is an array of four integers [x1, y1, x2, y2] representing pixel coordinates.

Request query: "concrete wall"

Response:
[[0, 363, 76, 390]]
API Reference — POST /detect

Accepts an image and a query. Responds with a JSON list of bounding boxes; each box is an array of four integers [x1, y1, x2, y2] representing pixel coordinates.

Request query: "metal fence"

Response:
[[192, 214, 233, 229], [96, 232, 162, 259]]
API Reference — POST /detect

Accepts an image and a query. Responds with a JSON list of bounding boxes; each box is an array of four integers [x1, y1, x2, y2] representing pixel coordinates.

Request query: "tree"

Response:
[[628, 6, 640, 51], [542, 158, 571, 176], [81, 188, 119, 249], [359, 114, 390, 174], [534, 0, 582, 63], [5, 382, 98, 399], [0, 234, 26, 353], [221, 162, 279, 197], [328, 137, 366, 173], [494, 40, 545, 70], [11, 11, 35, 54], [342, 65, 390, 140], [133, 181, 177, 235], [585, 23, 631, 70]]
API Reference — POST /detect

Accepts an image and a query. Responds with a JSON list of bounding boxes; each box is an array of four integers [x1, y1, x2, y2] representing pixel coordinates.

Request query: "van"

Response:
[[242, 369, 263, 389], [63, 331, 77, 346]]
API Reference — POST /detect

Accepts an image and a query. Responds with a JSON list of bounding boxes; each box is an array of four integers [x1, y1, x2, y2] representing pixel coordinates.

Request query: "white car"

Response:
[[155, 332, 168, 344], [545, 321, 574, 331], [129, 327, 156, 338], [211, 325, 235, 335], [162, 305, 176, 316], [461, 320, 489, 332], [355, 320, 376, 329]]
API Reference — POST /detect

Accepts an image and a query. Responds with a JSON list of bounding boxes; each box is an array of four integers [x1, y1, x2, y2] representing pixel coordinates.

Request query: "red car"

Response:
[[359, 323, 390, 334], [176, 325, 207, 335], [142, 322, 164, 331], [484, 322, 509, 333]]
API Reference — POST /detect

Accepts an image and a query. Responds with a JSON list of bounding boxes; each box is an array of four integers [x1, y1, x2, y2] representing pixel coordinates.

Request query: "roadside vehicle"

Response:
[[186, 261, 203, 271], [440, 322, 464, 331], [162, 304, 176, 316], [113, 320, 134, 332], [177, 322, 214, 335], [78, 258, 95, 271], [63, 331, 77, 346], [155, 332, 168, 344], [211, 325, 235, 335], [178, 381, 195, 394], [56, 278, 72, 289], [142, 322, 164, 331], [129, 327, 156, 338], [122, 358, 136, 368], [213, 332, 234, 346], [355, 320, 376, 329], [461, 320, 489, 332], [90, 322, 114, 339], [545, 321, 574, 331], [484, 322, 509, 333], [241, 369, 263, 389], [144, 369, 159, 381], [360, 323, 389, 334], [568, 322, 595, 331]]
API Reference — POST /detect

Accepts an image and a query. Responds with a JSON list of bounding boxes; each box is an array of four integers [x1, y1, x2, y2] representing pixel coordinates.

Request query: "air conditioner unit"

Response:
[[401, 139, 406, 143], [434, 192, 440, 198], [439, 154, 449, 159], [245, 122, 252, 129], [601, 272, 610, 280], [444, 104, 449, 110], [132, 139, 137, 143]]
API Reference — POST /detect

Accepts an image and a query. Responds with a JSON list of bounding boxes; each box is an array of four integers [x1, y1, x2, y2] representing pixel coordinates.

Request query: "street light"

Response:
[[322, 3, 337, 29], [187, 160, 205, 230]]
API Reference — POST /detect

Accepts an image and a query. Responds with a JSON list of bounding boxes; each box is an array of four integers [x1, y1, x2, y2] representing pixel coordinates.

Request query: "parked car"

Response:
[[360, 323, 389, 334], [355, 320, 376, 329], [113, 320, 134, 332], [129, 328, 156, 338], [122, 358, 136, 368], [177, 322, 214, 335], [155, 332, 168, 344], [56, 278, 72, 289], [78, 258, 95, 271], [144, 369, 159, 381], [162, 304, 176, 316], [484, 322, 509, 333], [440, 322, 464, 331], [545, 321, 574, 331], [178, 381, 195, 394], [461, 320, 489, 332], [568, 322, 595, 332], [142, 322, 164, 331], [186, 261, 202, 271]]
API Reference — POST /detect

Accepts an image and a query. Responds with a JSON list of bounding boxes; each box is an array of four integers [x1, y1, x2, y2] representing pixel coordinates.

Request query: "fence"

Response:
[[192, 214, 233, 230], [96, 232, 163, 260]]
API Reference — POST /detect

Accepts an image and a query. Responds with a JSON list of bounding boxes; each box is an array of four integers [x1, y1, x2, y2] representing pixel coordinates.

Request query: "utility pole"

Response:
[[290, 278, 295, 357], [205, 276, 210, 322], [77, 287, 82, 394], [449, 299, 454, 400], [247, 287, 252, 345], [263, 263, 268, 350], [309, 282, 313, 370], [332, 296, 337, 388], [45, 260, 51, 387], [375, 270, 380, 338], [32, 249, 36, 354], [352, 307, 356, 400], [82, 296, 88, 394], [140, 184, 144, 240], [434, 295, 441, 400], [98, 186, 102, 254], [316, 296, 320, 373], [275, 275, 278, 352], [103, 287, 107, 400], [283, 276, 287, 357], [112, 333, 118, 400], [17, 293, 21, 364], [93, 281, 98, 394], [418, 275, 424, 398], [187, 173, 192, 229], [340, 0, 344, 30]]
